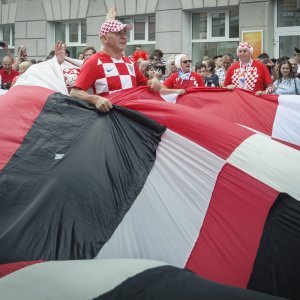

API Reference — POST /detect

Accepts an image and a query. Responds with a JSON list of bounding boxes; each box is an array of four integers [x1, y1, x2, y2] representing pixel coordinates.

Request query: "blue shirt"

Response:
[[273, 78, 300, 95]]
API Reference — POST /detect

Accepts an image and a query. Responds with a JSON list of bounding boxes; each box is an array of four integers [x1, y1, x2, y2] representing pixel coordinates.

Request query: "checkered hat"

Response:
[[237, 42, 253, 55], [99, 20, 132, 37]]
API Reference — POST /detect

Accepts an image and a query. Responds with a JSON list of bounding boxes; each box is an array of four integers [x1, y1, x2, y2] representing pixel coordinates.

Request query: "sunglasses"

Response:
[[181, 60, 192, 64]]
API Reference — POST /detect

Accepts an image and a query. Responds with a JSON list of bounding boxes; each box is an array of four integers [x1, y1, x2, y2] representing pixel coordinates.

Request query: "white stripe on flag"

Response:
[[0, 259, 166, 300], [272, 95, 300, 146], [97, 129, 225, 267], [227, 133, 300, 200]]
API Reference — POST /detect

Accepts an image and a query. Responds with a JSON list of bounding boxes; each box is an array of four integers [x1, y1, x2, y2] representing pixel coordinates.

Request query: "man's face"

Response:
[[2, 58, 12, 73], [223, 57, 233, 70], [237, 48, 251, 64], [180, 56, 191, 73], [215, 57, 223, 68], [289, 58, 298, 74], [84, 49, 94, 60], [106, 29, 128, 52]]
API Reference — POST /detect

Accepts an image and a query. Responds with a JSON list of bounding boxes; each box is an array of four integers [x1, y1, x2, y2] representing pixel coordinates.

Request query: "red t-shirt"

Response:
[[163, 72, 204, 89], [224, 60, 272, 92], [0, 69, 19, 85], [73, 52, 148, 96]]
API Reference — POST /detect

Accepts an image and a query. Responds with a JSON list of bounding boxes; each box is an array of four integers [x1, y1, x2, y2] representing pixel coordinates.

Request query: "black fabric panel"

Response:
[[0, 93, 165, 263], [94, 266, 285, 300], [248, 193, 300, 300]]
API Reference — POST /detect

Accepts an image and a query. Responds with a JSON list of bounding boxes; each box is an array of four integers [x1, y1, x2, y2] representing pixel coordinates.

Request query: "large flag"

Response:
[[1, 59, 300, 299]]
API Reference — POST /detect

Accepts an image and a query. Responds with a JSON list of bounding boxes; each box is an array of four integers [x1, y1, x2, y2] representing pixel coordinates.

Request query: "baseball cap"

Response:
[[99, 20, 133, 37]]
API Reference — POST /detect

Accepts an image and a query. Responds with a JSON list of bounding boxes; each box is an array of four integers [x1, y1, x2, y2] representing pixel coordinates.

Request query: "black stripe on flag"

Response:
[[0, 93, 165, 263], [94, 265, 285, 300], [248, 193, 300, 300]]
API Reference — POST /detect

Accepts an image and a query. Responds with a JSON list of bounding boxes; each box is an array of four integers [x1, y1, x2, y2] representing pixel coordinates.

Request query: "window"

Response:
[[192, 10, 239, 63], [0, 25, 14, 47], [55, 20, 86, 58], [117, 15, 156, 56], [274, 0, 300, 57], [277, 0, 300, 27], [0, 25, 15, 58]]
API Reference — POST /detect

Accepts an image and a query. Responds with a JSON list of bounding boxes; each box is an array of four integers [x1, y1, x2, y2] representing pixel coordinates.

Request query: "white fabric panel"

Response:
[[0, 89, 8, 96], [159, 90, 179, 103], [228, 134, 300, 201], [14, 57, 68, 95], [0, 259, 166, 300], [97, 129, 226, 267], [272, 95, 300, 146]]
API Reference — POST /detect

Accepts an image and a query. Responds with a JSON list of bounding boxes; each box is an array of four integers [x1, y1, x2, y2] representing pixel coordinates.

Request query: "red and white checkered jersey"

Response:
[[224, 60, 272, 92], [73, 52, 148, 96]]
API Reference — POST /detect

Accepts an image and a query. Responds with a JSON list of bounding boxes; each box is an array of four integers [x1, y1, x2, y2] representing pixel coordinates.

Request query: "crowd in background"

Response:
[[1, 39, 300, 96]]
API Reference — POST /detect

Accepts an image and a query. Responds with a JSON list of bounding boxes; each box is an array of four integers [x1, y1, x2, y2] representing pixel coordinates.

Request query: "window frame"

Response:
[[0, 24, 15, 48], [55, 19, 86, 47], [191, 10, 239, 43], [118, 15, 156, 47], [274, 0, 300, 57]]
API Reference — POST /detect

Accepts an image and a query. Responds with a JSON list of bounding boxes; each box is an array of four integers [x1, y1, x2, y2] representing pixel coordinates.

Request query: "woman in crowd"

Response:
[[203, 58, 219, 87], [271, 60, 300, 95]]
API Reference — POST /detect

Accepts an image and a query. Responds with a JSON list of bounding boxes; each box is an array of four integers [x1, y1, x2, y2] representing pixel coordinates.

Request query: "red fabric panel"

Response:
[[177, 88, 279, 136], [0, 86, 54, 171], [0, 260, 44, 278], [111, 87, 253, 159], [185, 163, 279, 288]]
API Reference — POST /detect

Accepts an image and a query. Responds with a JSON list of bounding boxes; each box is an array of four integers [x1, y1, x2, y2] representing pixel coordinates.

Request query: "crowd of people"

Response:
[[1, 13, 300, 102]]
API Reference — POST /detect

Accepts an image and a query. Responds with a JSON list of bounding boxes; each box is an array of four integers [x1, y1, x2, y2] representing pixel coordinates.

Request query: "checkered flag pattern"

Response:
[[231, 67, 259, 91]]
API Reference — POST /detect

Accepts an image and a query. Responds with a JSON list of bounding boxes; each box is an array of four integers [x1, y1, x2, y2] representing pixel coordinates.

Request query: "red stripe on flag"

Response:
[[0, 260, 44, 278], [177, 88, 279, 136], [115, 90, 253, 159], [0, 86, 54, 171], [185, 163, 279, 288]]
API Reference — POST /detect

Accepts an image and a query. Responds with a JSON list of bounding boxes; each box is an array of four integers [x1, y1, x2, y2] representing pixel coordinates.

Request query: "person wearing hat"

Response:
[[161, 54, 204, 95], [224, 42, 273, 95], [70, 12, 160, 112]]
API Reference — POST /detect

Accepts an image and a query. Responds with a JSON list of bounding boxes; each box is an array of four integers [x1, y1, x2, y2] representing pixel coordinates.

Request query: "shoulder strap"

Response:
[[294, 78, 299, 95]]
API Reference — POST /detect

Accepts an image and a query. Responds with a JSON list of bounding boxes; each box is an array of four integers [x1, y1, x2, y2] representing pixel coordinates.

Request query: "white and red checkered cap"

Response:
[[237, 41, 253, 55], [99, 20, 132, 37]]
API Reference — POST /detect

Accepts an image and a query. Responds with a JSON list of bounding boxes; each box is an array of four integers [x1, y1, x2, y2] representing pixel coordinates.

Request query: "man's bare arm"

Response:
[[69, 87, 113, 112]]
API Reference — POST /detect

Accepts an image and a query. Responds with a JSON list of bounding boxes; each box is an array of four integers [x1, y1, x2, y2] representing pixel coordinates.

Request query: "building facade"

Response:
[[0, 0, 299, 61]]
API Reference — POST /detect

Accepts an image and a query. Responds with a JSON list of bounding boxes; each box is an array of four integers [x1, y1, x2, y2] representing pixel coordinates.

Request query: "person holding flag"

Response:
[[224, 42, 273, 95], [70, 7, 160, 112]]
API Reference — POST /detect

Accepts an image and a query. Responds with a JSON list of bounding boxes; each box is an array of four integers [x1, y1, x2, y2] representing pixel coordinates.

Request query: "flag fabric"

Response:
[[1, 59, 300, 299], [0, 259, 286, 300]]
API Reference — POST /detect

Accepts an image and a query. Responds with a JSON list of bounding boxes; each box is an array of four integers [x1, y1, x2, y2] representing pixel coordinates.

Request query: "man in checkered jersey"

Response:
[[224, 42, 273, 96], [70, 19, 160, 112]]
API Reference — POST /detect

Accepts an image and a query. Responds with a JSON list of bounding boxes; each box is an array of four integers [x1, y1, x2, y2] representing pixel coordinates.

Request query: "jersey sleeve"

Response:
[[73, 58, 99, 91]]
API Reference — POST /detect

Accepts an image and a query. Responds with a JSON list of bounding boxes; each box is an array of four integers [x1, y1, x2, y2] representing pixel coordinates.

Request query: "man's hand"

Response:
[[69, 88, 113, 113], [94, 96, 113, 112], [226, 84, 236, 90], [148, 77, 161, 92], [55, 41, 66, 65]]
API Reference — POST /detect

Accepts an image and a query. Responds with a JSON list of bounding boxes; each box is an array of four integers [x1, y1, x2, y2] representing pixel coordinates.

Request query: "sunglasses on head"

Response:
[[181, 60, 192, 64]]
